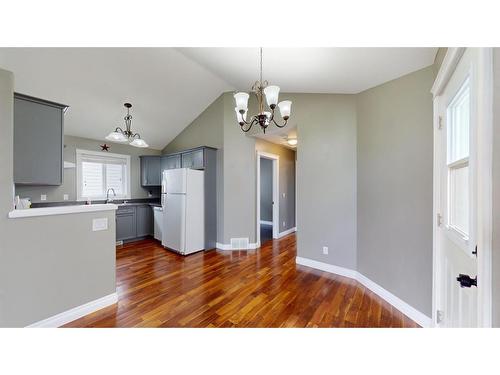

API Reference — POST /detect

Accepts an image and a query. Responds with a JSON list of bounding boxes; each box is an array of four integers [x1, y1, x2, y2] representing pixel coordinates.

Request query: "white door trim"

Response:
[[431, 48, 466, 97], [256, 151, 280, 246], [431, 47, 493, 327]]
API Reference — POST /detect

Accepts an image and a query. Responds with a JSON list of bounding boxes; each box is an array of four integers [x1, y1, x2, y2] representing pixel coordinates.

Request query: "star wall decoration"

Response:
[[100, 143, 110, 152]]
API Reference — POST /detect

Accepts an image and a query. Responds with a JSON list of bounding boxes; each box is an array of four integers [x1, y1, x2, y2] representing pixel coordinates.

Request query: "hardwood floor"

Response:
[[64, 234, 418, 328]]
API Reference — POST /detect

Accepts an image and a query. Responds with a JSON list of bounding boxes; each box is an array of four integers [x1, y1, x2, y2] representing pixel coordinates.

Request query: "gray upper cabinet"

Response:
[[191, 149, 205, 170], [161, 154, 181, 172], [181, 151, 194, 169], [14, 93, 67, 185], [140, 156, 161, 186]]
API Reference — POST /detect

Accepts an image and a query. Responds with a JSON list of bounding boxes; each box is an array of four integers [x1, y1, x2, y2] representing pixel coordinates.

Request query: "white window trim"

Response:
[[76, 148, 131, 201], [443, 75, 472, 253]]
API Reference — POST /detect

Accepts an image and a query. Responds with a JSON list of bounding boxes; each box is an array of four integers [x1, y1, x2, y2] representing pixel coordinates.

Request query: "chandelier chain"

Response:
[[260, 47, 263, 84]]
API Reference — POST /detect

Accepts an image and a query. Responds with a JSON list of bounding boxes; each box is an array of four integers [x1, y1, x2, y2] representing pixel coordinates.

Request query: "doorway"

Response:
[[256, 151, 279, 246], [432, 48, 493, 327]]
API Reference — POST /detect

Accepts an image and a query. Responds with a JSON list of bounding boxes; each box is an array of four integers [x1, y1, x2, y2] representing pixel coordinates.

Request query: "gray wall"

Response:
[[0, 68, 116, 327], [255, 138, 296, 232], [16, 134, 161, 203], [260, 158, 273, 222], [493, 49, 500, 327], [162, 94, 225, 242], [356, 66, 435, 316], [295, 94, 358, 269], [221, 92, 258, 243]]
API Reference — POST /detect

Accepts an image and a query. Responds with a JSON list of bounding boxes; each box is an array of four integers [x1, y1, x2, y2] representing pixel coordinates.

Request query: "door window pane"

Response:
[[446, 78, 470, 239], [447, 79, 470, 163], [449, 164, 469, 236]]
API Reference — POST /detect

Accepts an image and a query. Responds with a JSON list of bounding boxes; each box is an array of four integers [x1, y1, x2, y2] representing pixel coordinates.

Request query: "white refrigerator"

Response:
[[161, 168, 205, 255]]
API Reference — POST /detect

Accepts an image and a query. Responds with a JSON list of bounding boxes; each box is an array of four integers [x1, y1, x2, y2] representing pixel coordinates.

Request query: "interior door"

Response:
[[435, 49, 478, 327]]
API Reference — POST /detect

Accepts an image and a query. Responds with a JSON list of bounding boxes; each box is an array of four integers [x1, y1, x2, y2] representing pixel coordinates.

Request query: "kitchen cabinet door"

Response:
[[191, 149, 205, 169], [140, 156, 161, 186], [181, 152, 194, 168], [14, 94, 66, 185], [161, 154, 181, 171], [116, 211, 137, 241], [136, 205, 153, 237]]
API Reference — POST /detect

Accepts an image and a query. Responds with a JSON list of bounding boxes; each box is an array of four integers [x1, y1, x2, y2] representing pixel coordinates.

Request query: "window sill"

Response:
[[8, 203, 118, 219]]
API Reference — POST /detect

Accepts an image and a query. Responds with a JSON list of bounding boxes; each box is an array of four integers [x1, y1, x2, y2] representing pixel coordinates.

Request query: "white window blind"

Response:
[[77, 150, 130, 201]]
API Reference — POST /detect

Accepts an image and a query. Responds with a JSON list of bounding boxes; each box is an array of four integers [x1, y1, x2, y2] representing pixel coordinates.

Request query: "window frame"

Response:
[[444, 76, 472, 251], [76, 149, 131, 201]]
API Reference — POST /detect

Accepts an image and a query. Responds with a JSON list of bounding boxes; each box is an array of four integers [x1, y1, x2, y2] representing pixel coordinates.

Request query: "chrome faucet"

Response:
[[106, 188, 116, 203]]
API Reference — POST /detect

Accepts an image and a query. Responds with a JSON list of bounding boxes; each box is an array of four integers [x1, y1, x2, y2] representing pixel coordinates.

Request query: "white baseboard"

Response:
[[26, 292, 118, 328], [355, 273, 432, 328], [295, 256, 432, 328], [216, 242, 260, 251], [296, 256, 357, 279], [260, 220, 273, 226], [278, 227, 297, 238]]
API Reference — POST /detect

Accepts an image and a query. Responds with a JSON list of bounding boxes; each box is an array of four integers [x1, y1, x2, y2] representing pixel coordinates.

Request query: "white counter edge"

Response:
[[8, 203, 118, 219]]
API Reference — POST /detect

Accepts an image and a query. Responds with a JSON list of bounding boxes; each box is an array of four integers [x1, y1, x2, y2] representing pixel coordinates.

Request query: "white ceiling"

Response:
[[0, 48, 232, 150], [179, 47, 438, 94], [0, 48, 437, 150]]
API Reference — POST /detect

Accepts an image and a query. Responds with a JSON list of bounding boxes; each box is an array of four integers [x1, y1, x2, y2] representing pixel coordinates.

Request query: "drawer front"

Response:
[[117, 206, 136, 215]]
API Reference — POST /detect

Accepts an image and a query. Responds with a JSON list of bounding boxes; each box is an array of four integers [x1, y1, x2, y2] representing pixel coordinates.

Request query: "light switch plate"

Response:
[[40, 194, 47, 201], [92, 218, 108, 231]]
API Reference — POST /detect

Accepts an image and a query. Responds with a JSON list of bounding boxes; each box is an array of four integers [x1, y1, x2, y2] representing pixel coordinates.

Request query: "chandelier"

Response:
[[105, 103, 149, 148], [234, 48, 292, 133]]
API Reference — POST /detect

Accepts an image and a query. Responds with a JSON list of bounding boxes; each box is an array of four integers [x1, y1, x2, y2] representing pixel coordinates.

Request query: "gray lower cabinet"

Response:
[[14, 93, 68, 185], [140, 156, 161, 186], [136, 205, 153, 237], [116, 207, 137, 241], [116, 204, 153, 242]]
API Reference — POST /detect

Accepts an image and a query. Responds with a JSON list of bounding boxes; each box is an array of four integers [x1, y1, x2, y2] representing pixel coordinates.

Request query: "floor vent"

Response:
[[230, 237, 249, 249]]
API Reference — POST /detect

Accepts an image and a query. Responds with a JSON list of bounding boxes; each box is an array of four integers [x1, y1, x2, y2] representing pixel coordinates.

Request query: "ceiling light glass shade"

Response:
[[287, 138, 298, 146], [105, 131, 128, 143], [278, 100, 292, 119], [129, 138, 149, 148], [234, 92, 250, 112], [235, 107, 247, 123], [264, 85, 280, 107]]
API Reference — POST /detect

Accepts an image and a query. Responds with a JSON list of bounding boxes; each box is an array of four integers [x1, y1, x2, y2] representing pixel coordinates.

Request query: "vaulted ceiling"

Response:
[[0, 48, 437, 150]]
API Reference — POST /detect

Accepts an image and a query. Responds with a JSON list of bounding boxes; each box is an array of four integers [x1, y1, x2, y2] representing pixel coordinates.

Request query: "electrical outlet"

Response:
[[282, 192, 286, 198], [40, 194, 47, 201], [283, 221, 286, 227], [63, 194, 69, 201], [322, 246, 329, 255]]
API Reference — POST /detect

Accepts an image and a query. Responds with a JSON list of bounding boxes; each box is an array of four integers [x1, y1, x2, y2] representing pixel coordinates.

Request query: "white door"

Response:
[[435, 49, 479, 327], [166, 168, 187, 194], [163, 193, 186, 253]]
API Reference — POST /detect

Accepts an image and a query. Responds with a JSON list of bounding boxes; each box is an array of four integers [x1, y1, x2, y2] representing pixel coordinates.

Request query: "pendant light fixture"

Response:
[[106, 103, 149, 148], [234, 48, 292, 133]]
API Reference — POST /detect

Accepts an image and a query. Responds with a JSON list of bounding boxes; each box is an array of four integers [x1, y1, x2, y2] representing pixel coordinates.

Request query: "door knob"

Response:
[[456, 274, 477, 288]]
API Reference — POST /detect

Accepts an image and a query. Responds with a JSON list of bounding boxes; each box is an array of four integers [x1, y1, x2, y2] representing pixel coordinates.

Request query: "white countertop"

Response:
[[8, 203, 118, 219]]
